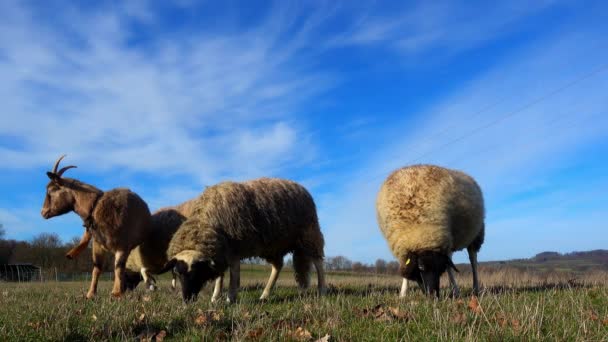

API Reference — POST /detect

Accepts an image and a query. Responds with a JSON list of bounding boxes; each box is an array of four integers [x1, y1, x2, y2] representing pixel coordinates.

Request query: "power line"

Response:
[[363, 61, 608, 185]]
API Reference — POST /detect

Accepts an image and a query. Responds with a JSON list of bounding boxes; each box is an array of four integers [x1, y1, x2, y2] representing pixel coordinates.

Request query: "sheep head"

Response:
[[162, 250, 219, 302], [123, 270, 144, 291], [41, 155, 78, 219], [400, 251, 458, 298]]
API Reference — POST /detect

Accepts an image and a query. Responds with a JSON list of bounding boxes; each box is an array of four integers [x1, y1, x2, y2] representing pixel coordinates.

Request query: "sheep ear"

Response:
[[160, 258, 178, 274], [447, 257, 459, 272]]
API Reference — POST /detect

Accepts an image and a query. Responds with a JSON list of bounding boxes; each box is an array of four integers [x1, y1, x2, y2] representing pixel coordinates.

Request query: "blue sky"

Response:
[[1, 0, 607, 263]]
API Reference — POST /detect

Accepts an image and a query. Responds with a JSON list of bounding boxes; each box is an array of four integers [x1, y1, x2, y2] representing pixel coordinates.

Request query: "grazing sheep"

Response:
[[124, 204, 194, 291], [41, 155, 152, 298], [376, 164, 485, 297], [162, 178, 326, 303]]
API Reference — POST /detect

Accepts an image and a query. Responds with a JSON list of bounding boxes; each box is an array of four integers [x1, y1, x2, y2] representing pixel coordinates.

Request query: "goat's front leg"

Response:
[[111, 250, 129, 297], [66, 229, 92, 259], [226, 258, 240, 304], [86, 240, 104, 299]]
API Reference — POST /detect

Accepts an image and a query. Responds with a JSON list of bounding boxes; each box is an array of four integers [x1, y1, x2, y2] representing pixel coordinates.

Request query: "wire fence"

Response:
[[0, 265, 115, 283]]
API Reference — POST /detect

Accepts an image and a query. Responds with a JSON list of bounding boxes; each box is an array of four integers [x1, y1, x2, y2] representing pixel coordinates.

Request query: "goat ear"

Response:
[[47, 172, 63, 184], [447, 257, 459, 272]]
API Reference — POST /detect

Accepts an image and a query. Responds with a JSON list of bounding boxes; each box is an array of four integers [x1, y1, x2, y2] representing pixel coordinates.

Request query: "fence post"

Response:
[[39, 267, 43, 282], [55, 267, 58, 282], [16, 265, 21, 283]]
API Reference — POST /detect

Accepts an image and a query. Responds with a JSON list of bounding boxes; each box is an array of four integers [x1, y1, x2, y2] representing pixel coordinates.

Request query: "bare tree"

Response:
[[375, 258, 387, 274], [0, 223, 5, 239], [387, 260, 399, 274], [352, 261, 365, 273], [31, 232, 62, 249], [325, 256, 352, 271]]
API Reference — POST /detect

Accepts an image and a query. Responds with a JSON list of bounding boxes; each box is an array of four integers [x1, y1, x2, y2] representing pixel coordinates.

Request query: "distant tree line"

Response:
[[0, 224, 400, 275], [0, 231, 112, 273]]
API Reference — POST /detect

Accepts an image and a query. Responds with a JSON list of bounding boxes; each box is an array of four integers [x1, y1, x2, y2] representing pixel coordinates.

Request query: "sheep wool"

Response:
[[377, 164, 484, 258]]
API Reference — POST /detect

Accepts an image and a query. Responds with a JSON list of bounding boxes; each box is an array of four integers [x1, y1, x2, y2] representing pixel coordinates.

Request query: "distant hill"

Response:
[[475, 250, 608, 274]]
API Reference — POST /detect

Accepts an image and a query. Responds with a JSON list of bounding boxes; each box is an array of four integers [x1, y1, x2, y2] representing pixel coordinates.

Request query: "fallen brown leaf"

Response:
[[356, 304, 412, 322], [495, 313, 507, 328], [451, 311, 466, 325], [290, 327, 312, 341], [587, 310, 599, 321], [156, 330, 167, 341], [388, 307, 412, 321], [315, 334, 331, 342], [468, 296, 482, 314], [195, 310, 223, 326], [511, 319, 521, 332], [603, 317, 608, 326], [247, 328, 264, 340], [142, 295, 152, 302], [27, 321, 41, 330]]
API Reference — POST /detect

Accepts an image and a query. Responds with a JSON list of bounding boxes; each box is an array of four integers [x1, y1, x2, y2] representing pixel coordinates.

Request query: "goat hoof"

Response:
[[111, 292, 123, 299], [86, 292, 95, 299]]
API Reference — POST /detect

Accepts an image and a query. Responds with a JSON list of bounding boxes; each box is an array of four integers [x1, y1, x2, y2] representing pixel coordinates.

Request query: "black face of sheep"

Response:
[[163, 255, 216, 303], [123, 270, 143, 291], [401, 251, 458, 297]]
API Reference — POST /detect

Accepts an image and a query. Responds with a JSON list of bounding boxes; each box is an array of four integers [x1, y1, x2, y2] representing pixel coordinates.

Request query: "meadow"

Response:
[[1, 266, 607, 341]]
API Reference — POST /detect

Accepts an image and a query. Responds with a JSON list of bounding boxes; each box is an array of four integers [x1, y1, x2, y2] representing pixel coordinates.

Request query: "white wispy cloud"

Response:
[[0, 1, 332, 187], [330, 1, 560, 58]]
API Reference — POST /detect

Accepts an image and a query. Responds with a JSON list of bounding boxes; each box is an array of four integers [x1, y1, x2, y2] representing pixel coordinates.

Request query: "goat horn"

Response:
[[57, 165, 77, 177], [52, 155, 66, 174]]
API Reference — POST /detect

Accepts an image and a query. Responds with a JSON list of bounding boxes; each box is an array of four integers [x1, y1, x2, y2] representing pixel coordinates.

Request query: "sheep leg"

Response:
[[66, 230, 92, 259], [446, 267, 461, 297], [227, 258, 240, 304], [211, 276, 223, 303], [312, 258, 327, 296], [111, 250, 128, 297], [86, 240, 104, 299], [468, 248, 480, 295], [171, 270, 177, 290], [140, 268, 156, 291], [399, 278, 408, 298], [260, 260, 283, 300]]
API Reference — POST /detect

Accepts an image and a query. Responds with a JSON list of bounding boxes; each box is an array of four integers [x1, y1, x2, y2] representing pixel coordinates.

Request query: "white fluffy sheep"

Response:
[[376, 164, 485, 297], [162, 178, 326, 303]]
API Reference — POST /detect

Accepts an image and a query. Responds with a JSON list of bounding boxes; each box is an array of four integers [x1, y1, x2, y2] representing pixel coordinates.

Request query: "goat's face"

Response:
[[400, 251, 458, 298], [41, 155, 78, 219], [163, 250, 218, 303], [41, 176, 75, 219]]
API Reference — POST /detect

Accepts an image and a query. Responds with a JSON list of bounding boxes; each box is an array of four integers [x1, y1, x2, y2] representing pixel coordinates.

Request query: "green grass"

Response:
[[1, 268, 607, 341]]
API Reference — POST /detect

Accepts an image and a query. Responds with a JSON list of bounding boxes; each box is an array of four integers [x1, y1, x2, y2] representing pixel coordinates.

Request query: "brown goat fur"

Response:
[[41, 155, 152, 298], [376, 164, 485, 297], [166, 178, 326, 302]]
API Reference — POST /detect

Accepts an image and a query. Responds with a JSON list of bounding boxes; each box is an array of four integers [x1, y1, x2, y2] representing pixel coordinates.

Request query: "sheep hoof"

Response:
[[148, 284, 157, 291], [65, 252, 74, 260]]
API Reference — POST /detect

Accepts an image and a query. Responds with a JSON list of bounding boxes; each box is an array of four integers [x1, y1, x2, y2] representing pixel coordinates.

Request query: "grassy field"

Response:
[[1, 266, 607, 341]]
